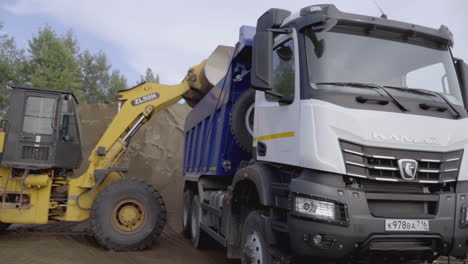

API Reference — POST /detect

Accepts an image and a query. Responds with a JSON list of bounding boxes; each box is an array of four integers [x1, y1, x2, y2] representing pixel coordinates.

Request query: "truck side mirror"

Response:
[[455, 59, 468, 109], [251, 31, 273, 91]]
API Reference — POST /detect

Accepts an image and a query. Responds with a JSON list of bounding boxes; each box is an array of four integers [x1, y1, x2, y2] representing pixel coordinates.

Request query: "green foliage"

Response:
[[79, 50, 110, 103], [108, 69, 128, 101], [27, 25, 83, 100], [139, 67, 159, 84], [0, 23, 26, 115], [0, 22, 158, 110]]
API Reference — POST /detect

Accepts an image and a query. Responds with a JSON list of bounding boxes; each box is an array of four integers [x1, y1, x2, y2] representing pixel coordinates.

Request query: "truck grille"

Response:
[[340, 140, 462, 184]]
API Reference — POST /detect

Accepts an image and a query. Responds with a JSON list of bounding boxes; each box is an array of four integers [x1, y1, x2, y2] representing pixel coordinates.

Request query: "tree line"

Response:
[[0, 23, 159, 113]]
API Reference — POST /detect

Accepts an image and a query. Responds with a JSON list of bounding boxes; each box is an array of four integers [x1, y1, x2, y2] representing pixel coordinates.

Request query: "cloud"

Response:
[[3, 0, 467, 84], [3, 0, 262, 83]]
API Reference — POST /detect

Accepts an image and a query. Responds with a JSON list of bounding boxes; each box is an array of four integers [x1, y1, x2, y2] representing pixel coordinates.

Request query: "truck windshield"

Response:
[[305, 27, 464, 106]]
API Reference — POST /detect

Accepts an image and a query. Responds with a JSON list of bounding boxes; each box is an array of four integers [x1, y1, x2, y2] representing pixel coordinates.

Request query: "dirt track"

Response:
[[1, 223, 465, 264], [0, 221, 229, 264]]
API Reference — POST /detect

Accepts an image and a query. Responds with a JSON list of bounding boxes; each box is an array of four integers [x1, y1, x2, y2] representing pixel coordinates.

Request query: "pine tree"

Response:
[[79, 50, 110, 103], [107, 69, 128, 102], [139, 67, 159, 83], [27, 25, 83, 100], [0, 23, 26, 115]]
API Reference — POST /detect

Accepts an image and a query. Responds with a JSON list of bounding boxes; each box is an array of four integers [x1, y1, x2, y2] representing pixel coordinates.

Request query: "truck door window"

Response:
[[267, 39, 295, 101], [22, 97, 56, 135], [406, 63, 446, 93], [59, 99, 79, 142]]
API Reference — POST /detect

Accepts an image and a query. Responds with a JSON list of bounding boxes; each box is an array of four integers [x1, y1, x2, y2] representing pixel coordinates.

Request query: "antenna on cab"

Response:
[[373, 0, 388, 19]]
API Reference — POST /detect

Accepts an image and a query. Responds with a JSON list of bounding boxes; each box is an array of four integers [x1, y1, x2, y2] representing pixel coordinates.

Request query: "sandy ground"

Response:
[[0, 223, 465, 264], [0, 221, 229, 264]]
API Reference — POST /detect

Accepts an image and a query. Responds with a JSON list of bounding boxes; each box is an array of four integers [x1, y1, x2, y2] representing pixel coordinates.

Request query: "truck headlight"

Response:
[[294, 196, 337, 220]]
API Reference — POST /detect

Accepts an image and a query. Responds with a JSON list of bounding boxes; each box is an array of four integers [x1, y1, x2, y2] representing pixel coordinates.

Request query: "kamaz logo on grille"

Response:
[[372, 132, 439, 145], [132, 93, 160, 106], [398, 159, 418, 181]]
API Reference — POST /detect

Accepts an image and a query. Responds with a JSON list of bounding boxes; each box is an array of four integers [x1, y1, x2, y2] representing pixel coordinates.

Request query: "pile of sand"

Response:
[[79, 102, 191, 232]]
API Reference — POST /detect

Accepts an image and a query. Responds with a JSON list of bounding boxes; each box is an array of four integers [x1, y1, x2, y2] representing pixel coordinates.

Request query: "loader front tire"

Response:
[[0, 222, 10, 232], [91, 178, 166, 251]]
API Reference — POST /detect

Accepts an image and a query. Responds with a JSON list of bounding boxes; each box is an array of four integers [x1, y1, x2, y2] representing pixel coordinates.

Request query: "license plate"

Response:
[[385, 219, 429, 231]]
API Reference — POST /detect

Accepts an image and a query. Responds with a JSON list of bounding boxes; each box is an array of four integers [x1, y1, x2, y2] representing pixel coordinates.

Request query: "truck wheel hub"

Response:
[[244, 232, 263, 264], [113, 199, 145, 232], [245, 103, 255, 136]]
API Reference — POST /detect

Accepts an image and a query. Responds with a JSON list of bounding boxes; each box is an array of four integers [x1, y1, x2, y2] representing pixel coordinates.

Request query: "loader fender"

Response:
[[231, 162, 279, 207]]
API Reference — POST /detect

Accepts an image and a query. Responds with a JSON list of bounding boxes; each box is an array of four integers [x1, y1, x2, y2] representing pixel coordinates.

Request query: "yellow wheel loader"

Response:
[[0, 45, 232, 250]]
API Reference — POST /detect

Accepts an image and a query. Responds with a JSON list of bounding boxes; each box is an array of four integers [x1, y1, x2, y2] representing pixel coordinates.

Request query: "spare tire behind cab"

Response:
[[230, 89, 255, 153]]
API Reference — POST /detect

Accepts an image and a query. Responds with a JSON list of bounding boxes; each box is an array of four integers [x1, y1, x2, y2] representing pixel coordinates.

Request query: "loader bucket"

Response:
[[183, 45, 234, 107]]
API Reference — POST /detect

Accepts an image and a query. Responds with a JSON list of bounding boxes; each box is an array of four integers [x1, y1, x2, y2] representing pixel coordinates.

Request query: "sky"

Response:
[[0, 0, 467, 85]]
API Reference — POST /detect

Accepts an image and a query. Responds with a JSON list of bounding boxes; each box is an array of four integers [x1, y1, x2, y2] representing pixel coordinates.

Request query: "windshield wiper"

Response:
[[316, 82, 408, 112], [383, 85, 461, 118]]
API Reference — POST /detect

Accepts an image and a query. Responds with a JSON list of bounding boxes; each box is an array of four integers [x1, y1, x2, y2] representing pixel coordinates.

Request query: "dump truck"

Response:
[[181, 4, 468, 264]]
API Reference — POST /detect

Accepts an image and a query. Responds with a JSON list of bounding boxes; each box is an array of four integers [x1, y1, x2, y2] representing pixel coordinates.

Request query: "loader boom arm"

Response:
[[64, 80, 191, 221], [62, 51, 229, 221], [74, 80, 191, 188]]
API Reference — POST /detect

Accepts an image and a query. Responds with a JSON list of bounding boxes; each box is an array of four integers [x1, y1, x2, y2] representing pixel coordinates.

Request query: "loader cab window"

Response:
[[59, 98, 79, 143], [22, 97, 57, 135], [267, 38, 295, 101]]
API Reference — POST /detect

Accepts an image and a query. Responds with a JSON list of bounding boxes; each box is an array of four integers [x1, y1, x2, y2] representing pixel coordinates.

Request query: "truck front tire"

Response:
[[91, 178, 167, 251], [241, 210, 274, 264], [0, 222, 10, 232]]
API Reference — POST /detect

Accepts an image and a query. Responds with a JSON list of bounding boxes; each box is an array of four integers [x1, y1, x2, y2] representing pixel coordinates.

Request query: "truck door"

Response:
[[253, 31, 300, 166]]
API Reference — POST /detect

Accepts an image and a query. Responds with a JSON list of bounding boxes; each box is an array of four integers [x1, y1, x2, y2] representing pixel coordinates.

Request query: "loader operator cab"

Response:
[[0, 85, 83, 170]]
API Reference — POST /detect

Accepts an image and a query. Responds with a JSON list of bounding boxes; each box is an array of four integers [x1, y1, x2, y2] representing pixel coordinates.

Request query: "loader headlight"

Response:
[[293, 196, 348, 224]]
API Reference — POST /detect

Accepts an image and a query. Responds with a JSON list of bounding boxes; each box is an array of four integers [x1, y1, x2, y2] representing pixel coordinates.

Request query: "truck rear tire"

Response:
[[230, 89, 255, 153], [191, 195, 213, 249], [241, 210, 274, 264], [182, 189, 193, 238], [0, 222, 10, 232], [91, 178, 166, 251]]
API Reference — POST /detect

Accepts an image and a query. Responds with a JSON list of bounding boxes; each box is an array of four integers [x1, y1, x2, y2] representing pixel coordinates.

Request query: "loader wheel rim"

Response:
[[113, 199, 145, 233]]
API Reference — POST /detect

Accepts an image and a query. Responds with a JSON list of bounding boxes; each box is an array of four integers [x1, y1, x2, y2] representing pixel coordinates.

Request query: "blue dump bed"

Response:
[[183, 26, 255, 177]]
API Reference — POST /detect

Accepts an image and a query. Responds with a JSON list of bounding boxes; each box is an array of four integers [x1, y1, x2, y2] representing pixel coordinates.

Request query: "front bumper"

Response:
[[287, 173, 468, 260]]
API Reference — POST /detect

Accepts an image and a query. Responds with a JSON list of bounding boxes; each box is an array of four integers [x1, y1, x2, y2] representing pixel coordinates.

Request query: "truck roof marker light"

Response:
[[300, 5, 323, 16], [243, 173, 250, 179]]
